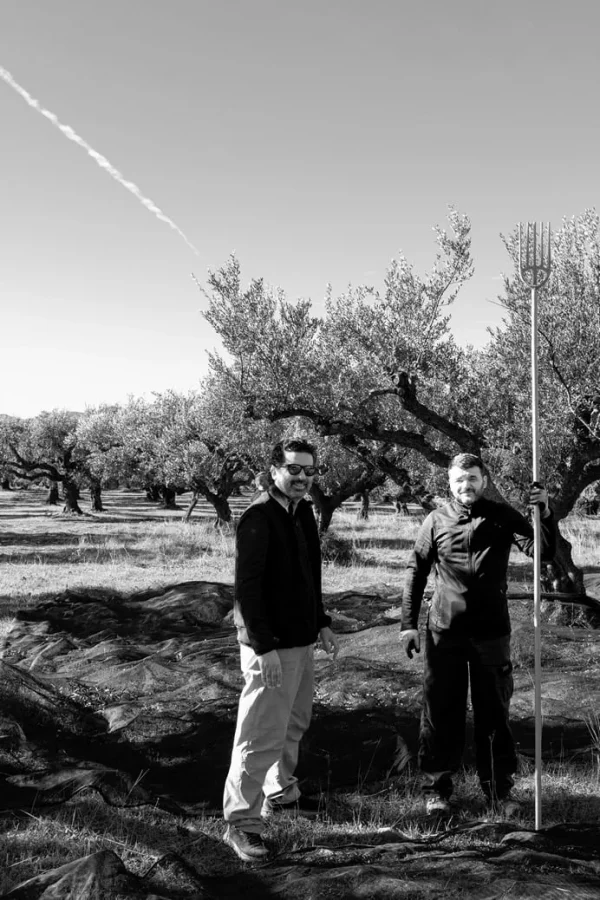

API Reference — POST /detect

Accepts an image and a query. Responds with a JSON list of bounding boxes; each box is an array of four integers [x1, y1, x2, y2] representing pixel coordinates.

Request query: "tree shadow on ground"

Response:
[[0, 510, 68, 519], [0, 532, 186, 566], [0, 530, 97, 546], [352, 536, 416, 550], [350, 557, 410, 571]]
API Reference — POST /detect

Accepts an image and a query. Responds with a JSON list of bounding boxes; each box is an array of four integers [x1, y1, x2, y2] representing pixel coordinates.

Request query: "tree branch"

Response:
[[388, 371, 482, 451], [263, 406, 452, 467], [8, 446, 63, 483]]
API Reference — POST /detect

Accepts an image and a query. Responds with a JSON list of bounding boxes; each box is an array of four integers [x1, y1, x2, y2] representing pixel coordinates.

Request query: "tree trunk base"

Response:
[[541, 527, 599, 627], [61, 505, 84, 516]]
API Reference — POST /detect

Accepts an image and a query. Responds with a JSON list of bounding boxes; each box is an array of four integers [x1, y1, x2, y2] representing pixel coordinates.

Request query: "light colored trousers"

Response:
[[223, 643, 314, 834]]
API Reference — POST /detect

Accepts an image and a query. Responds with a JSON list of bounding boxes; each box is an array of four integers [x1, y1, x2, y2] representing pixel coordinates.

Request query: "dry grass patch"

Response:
[[0, 490, 237, 619]]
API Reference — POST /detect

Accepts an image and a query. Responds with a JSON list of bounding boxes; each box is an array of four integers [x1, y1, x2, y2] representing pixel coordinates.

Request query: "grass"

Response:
[[2, 487, 565, 609], [0, 492, 236, 617], [0, 492, 417, 618], [2, 762, 599, 894], [0, 487, 599, 894]]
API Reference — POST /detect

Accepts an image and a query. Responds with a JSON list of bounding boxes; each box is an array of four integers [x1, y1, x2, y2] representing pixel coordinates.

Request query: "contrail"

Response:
[[0, 65, 200, 256]]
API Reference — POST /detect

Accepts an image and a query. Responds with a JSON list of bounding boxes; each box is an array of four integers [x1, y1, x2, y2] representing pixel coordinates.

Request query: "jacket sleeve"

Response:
[[301, 502, 331, 631], [234, 507, 278, 655], [401, 514, 435, 630], [509, 507, 557, 561]]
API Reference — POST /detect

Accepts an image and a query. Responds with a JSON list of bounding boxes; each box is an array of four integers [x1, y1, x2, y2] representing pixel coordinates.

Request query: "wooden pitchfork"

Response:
[[517, 222, 552, 830]]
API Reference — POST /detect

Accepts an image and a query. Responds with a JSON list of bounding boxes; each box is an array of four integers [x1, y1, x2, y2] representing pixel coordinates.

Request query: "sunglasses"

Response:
[[280, 464, 318, 477]]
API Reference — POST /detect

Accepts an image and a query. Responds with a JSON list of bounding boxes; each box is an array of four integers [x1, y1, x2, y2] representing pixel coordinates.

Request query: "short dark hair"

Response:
[[271, 439, 317, 468], [448, 452, 485, 474]]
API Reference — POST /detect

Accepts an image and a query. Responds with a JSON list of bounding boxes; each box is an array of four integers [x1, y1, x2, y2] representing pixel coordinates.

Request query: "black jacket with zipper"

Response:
[[401, 498, 556, 637], [234, 490, 331, 655]]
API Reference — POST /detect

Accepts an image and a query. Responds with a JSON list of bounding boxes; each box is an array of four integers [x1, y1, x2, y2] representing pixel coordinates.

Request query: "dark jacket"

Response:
[[401, 498, 556, 638], [234, 490, 331, 654]]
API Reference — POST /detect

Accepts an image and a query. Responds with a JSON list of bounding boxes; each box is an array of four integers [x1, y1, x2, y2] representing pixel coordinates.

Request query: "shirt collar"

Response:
[[269, 485, 299, 514]]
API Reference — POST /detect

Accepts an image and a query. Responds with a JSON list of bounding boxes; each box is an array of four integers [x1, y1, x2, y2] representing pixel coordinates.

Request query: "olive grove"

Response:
[[199, 209, 600, 596]]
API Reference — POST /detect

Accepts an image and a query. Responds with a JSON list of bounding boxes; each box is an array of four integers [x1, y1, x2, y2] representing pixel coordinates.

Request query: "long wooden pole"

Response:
[[531, 272, 543, 831], [519, 221, 550, 831]]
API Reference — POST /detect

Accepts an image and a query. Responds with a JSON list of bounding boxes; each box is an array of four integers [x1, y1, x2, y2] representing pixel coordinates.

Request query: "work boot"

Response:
[[223, 825, 270, 863]]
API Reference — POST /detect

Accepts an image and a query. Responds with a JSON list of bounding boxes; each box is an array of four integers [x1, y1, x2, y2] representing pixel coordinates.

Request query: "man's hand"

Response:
[[258, 649, 282, 688], [400, 629, 421, 659], [528, 482, 550, 518], [318, 627, 340, 659]]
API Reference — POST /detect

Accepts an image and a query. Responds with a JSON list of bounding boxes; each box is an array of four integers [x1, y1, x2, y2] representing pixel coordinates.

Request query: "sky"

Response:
[[1, 0, 600, 419]]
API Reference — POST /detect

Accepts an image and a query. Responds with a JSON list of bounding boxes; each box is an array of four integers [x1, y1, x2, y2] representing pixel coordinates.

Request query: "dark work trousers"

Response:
[[418, 629, 518, 801]]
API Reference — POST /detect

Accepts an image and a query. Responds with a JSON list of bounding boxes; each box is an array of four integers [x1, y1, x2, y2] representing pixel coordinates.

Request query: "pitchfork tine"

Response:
[[518, 221, 551, 289], [518, 224, 523, 269]]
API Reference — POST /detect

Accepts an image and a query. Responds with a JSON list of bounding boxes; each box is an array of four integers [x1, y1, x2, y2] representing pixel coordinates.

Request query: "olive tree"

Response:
[[198, 208, 600, 599], [3, 410, 87, 513], [156, 383, 274, 525], [201, 209, 478, 472]]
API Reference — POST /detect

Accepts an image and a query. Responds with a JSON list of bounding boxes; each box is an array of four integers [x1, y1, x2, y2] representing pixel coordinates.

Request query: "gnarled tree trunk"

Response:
[[62, 480, 82, 514], [542, 527, 585, 597], [158, 486, 178, 510], [357, 491, 370, 520], [90, 480, 103, 512], [210, 496, 232, 527], [541, 527, 598, 625], [45, 482, 60, 505], [310, 486, 338, 534]]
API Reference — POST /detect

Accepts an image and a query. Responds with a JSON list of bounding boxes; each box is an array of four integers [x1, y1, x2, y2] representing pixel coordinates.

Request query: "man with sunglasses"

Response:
[[223, 439, 339, 862]]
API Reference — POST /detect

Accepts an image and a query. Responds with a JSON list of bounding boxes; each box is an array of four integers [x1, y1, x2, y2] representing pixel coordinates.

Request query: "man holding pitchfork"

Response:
[[400, 453, 555, 817]]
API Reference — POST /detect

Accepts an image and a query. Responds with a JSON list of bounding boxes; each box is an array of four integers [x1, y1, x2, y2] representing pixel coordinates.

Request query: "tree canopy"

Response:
[[199, 208, 600, 593], [202, 209, 479, 472]]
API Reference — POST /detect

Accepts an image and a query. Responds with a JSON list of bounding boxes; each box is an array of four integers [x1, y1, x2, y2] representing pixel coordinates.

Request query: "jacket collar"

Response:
[[449, 496, 487, 519]]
